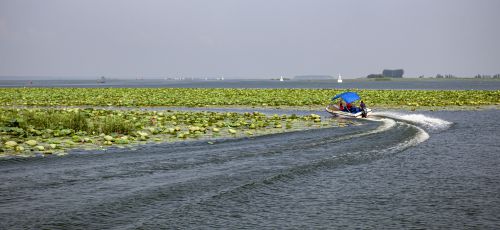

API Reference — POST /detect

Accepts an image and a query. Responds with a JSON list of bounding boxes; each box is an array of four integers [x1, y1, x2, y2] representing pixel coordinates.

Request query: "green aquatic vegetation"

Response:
[[89, 115, 133, 134], [0, 88, 498, 108], [3, 109, 89, 131], [0, 108, 346, 157]]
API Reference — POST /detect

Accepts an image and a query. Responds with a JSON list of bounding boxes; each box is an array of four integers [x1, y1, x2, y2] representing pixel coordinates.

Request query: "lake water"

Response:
[[1, 78, 500, 90], [1, 109, 499, 229]]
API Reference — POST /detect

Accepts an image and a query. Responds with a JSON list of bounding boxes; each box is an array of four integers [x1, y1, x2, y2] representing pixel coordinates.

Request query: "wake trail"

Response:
[[371, 111, 453, 132]]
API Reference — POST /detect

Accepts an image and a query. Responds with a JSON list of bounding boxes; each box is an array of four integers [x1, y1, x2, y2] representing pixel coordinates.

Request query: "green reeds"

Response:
[[0, 109, 132, 135], [89, 116, 133, 134]]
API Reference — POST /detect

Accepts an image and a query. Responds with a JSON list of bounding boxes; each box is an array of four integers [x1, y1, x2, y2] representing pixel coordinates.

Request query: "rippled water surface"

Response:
[[1, 110, 499, 229]]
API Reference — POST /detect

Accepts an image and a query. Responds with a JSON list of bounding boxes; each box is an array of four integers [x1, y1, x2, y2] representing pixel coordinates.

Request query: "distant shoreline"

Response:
[[1, 78, 500, 90], [1, 77, 499, 80]]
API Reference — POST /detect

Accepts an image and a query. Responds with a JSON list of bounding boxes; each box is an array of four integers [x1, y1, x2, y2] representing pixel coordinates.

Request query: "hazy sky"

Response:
[[0, 0, 499, 79]]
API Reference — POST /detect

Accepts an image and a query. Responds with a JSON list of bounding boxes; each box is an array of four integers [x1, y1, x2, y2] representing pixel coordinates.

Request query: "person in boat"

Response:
[[360, 101, 366, 110], [347, 102, 361, 113], [360, 101, 367, 117], [339, 100, 344, 111], [346, 102, 352, 112]]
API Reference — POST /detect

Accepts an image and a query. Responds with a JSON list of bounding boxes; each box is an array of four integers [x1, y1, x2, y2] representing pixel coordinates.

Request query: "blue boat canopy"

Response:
[[331, 92, 361, 104]]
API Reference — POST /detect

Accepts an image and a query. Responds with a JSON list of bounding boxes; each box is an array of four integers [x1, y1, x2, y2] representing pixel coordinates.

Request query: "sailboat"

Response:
[[337, 74, 342, 83], [280, 76, 284, 82]]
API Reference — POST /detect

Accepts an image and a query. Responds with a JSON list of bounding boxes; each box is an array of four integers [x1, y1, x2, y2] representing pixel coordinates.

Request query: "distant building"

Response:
[[382, 69, 404, 78]]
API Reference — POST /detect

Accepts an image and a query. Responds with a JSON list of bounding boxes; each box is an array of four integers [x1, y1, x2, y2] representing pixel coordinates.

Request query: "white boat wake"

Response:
[[371, 111, 453, 131], [361, 111, 453, 152]]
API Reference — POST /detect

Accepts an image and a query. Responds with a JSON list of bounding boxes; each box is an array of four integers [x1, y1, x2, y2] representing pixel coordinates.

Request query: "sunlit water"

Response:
[[1, 109, 499, 229]]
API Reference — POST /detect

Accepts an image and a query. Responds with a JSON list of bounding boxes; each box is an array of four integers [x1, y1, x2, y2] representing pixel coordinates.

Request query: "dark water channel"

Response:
[[1, 109, 499, 229]]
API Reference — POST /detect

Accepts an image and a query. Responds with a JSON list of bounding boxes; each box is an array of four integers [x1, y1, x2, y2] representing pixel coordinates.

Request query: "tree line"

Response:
[[434, 74, 500, 79]]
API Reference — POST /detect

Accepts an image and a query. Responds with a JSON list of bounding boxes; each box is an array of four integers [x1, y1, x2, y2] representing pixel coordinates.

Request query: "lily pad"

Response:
[[5, 141, 17, 148]]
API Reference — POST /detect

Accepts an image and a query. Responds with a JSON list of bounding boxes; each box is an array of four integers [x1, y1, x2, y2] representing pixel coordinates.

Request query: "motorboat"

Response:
[[325, 91, 371, 118]]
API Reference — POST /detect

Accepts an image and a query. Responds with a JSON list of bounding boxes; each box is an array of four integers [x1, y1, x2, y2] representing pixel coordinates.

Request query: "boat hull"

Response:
[[325, 105, 372, 118]]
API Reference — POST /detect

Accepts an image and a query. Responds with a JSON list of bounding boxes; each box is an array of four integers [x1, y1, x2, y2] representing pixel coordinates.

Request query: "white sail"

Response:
[[280, 76, 284, 81], [337, 74, 343, 83]]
